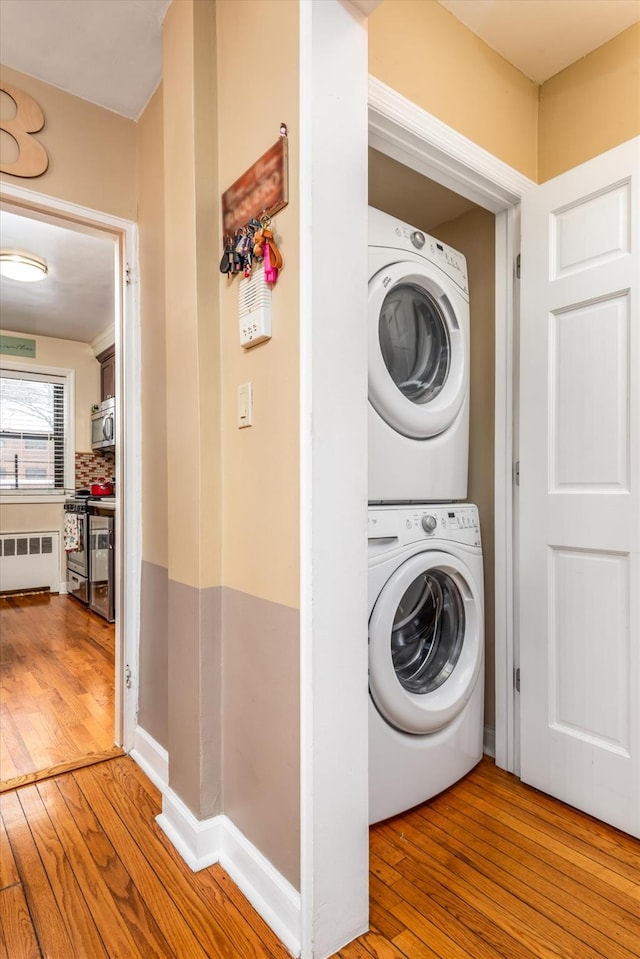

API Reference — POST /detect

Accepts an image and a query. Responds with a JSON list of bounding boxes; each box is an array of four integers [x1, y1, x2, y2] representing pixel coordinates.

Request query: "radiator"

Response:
[[0, 531, 60, 593]]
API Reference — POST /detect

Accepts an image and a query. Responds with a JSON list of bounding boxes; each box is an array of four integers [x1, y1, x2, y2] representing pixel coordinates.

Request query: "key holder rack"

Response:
[[220, 123, 288, 286], [219, 212, 284, 285]]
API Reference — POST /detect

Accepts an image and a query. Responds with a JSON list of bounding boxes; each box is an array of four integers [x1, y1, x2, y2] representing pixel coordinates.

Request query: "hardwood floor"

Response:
[[1, 756, 292, 959], [340, 759, 640, 959], [2, 755, 638, 958], [0, 592, 119, 791]]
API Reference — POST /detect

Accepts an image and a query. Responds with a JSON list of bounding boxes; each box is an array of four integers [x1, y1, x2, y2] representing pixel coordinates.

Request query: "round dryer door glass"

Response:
[[379, 284, 450, 405], [391, 569, 465, 694]]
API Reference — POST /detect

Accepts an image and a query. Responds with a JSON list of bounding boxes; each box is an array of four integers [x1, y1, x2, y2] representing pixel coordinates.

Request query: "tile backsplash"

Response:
[[75, 451, 115, 489]]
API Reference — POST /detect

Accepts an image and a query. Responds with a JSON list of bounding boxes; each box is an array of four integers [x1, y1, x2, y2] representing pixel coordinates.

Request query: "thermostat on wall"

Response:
[[239, 270, 272, 348]]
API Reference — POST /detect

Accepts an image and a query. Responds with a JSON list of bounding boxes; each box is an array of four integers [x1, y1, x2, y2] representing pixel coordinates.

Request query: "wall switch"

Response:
[[237, 382, 253, 428]]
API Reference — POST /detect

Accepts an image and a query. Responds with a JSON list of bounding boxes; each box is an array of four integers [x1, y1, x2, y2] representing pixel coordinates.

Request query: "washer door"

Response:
[[369, 551, 482, 734], [369, 261, 468, 439]]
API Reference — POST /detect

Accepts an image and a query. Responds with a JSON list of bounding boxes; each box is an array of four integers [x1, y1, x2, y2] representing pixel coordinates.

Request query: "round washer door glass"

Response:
[[379, 283, 450, 406], [368, 263, 468, 440], [391, 568, 464, 694], [369, 551, 482, 735]]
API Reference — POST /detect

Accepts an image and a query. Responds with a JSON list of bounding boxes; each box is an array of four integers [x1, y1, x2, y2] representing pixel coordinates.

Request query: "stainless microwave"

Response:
[[91, 398, 115, 450]]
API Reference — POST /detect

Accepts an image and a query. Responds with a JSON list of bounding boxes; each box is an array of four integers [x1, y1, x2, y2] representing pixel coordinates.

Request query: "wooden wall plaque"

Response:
[[0, 83, 49, 178], [222, 136, 288, 235]]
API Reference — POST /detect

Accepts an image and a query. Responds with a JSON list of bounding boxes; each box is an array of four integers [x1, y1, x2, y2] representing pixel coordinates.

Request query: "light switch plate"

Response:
[[237, 382, 253, 428]]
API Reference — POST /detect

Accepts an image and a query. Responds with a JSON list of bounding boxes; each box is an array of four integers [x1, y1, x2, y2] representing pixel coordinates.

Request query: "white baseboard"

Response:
[[483, 724, 496, 758], [220, 817, 301, 958], [156, 788, 301, 957], [59, 581, 68, 594], [130, 725, 168, 792], [156, 786, 224, 871]]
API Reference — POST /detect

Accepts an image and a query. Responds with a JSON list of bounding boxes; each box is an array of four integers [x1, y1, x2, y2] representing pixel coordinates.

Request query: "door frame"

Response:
[[368, 76, 535, 771], [0, 180, 141, 751]]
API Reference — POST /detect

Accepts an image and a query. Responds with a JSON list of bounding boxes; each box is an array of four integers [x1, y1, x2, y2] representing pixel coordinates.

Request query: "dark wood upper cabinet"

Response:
[[97, 345, 115, 402]]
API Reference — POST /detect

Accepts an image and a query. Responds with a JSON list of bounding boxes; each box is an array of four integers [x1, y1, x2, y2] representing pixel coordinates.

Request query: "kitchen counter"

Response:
[[89, 499, 116, 512]]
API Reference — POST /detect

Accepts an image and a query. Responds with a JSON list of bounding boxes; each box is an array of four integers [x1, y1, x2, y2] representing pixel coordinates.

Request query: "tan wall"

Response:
[[0, 502, 62, 533], [0, 329, 99, 451], [539, 24, 640, 182], [0, 65, 136, 220], [137, 86, 167, 570], [162, 0, 223, 817], [217, 0, 300, 610], [431, 209, 496, 729], [163, 0, 221, 592], [216, 0, 300, 886], [369, 0, 538, 180]]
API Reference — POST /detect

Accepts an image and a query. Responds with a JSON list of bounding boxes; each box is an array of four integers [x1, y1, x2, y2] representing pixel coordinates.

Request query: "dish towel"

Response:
[[64, 512, 81, 552]]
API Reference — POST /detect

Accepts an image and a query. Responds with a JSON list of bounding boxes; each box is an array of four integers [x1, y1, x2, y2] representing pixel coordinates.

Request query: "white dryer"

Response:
[[368, 206, 470, 503], [368, 503, 484, 824]]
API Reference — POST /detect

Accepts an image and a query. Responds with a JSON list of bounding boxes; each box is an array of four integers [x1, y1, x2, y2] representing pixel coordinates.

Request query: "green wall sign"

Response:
[[0, 335, 36, 358]]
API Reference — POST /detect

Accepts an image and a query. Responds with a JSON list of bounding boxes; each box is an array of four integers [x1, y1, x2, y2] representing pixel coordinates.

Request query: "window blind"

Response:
[[0, 373, 66, 490]]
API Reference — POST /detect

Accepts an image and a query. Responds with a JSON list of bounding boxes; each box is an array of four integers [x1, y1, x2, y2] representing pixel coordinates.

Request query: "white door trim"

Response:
[[299, 2, 370, 956], [0, 181, 141, 752], [368, 76, 536, 771]]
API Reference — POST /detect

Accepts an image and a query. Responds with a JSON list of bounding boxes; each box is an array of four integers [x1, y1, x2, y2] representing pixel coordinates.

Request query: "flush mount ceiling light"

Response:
[[0, 251, 49, 282]]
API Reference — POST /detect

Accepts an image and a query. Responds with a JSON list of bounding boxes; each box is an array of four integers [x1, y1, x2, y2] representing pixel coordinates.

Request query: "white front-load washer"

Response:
[[368, 206, 470, 503], [368, 503, 484, 824]]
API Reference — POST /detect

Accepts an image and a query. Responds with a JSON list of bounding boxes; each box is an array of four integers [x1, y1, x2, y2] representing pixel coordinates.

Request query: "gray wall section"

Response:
[[139, 576, 299, 888], [222, 587, 301, 891], [138, 561, 169, 749], [167, 579, 223, 819]]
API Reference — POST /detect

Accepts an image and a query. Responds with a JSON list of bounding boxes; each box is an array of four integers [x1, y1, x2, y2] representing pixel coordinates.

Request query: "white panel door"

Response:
[[519, 138, 639, 837]]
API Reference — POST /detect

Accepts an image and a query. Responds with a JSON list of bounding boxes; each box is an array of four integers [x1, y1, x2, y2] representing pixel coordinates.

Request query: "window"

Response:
[[0, 368, 68, 491]]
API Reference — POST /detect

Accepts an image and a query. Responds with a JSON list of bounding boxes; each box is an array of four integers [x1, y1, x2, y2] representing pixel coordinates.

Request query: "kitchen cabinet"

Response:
[[97, 345, 115, 401]]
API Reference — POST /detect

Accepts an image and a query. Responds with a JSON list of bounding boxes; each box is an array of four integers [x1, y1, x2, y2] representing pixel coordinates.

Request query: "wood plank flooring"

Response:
[[0, 592, 118, 790], [2, 755, 638, 958]]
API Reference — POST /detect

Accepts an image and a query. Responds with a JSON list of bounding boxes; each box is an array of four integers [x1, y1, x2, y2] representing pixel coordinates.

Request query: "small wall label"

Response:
[[0, 335, 36, 358]]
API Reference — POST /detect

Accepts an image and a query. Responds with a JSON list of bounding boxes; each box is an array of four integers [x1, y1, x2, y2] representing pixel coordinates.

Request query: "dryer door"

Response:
[[369, 551, 483, 734], [369, 261, 468, 439]]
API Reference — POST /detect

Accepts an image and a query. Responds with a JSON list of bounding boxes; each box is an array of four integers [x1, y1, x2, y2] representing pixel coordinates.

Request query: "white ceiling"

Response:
[[0, 206, 115, 345], [1, 0, 638, 345], [438, 0, 640, 83], [0, 0, 171, 120]]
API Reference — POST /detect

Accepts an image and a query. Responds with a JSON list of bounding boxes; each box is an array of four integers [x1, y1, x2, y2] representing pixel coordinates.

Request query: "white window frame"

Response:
[[0, 361, 75, 503]]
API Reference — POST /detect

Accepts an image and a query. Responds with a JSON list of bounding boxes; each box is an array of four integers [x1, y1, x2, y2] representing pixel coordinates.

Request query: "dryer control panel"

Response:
[[369, 208, 469, 295], [368, 504, 481, 549]]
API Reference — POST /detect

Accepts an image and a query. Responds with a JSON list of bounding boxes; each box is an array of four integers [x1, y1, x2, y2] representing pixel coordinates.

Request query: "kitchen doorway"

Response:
[[0, 184, 140, 788]]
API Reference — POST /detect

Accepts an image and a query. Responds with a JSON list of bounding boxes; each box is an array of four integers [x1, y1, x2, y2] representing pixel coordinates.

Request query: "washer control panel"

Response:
[[368, 504, 481, 549], [385, 223, 468, 294]]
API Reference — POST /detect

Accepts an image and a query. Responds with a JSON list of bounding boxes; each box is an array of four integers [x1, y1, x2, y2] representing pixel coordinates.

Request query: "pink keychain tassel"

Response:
[[264, 242, 278, 285]]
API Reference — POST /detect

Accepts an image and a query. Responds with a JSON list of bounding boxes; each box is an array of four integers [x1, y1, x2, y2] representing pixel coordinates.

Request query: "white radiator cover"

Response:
[[0, 531, 60, 593]]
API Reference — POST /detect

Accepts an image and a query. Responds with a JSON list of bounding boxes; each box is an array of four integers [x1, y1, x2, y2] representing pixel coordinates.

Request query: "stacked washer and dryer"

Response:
[[367, 207, 485, 824]]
